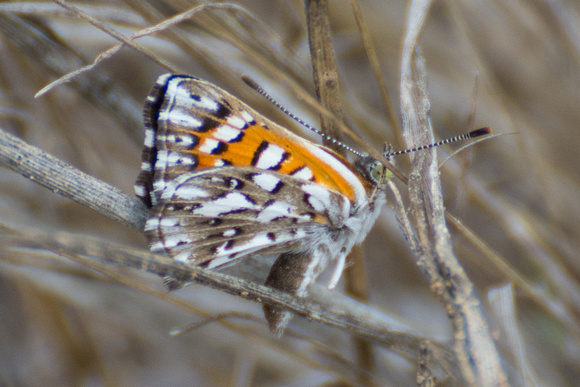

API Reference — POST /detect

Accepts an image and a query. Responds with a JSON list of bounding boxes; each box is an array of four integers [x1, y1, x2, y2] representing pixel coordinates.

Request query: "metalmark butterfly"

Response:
[[135, 73, 491, 334]]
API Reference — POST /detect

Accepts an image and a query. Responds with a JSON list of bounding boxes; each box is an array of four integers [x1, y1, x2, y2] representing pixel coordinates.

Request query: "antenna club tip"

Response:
[[469, 127, 493, 137], [241, 75, 260, 90]]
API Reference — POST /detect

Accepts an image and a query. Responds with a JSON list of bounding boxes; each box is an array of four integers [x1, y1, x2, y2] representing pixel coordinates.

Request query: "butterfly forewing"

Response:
[[135, 74, 371, 208]]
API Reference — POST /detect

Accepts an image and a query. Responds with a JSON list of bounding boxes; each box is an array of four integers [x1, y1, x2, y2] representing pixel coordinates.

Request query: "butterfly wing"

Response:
[[135, 74, 370, 208], [145, 166, 351, 268]]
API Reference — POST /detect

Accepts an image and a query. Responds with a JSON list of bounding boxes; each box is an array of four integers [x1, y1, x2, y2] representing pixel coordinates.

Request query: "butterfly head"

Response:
[[353, 154, 389, 188]]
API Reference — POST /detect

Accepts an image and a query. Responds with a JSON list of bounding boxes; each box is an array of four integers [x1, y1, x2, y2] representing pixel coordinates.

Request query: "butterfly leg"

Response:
[[325, 248, 347, 290], [263, 247, 330, 336]]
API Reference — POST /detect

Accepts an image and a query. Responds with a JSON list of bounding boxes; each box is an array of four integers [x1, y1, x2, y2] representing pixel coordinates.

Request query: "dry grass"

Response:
[[1, 1, 579, 386]]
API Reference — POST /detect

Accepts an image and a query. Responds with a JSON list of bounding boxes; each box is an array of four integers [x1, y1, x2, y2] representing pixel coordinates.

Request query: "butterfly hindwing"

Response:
[[145, 166, 351, 269]]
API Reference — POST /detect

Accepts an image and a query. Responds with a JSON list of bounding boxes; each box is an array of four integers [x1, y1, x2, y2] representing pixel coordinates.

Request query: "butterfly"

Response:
[[135, 73, 490, 334]]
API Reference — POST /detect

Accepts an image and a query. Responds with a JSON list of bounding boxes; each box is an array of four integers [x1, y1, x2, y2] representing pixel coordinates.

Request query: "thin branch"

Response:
[[38, 2, 252, 96], [2, 228, 447, 362], [0, 128, 147, 231], [305, 0, 345, 148], [347, 0, 402, 146], [305, 0, 375, 380], [400, 1, 507, 385]]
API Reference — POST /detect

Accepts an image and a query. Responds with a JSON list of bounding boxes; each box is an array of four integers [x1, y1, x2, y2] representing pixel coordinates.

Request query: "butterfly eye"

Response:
[[371, 162, 385, 183]]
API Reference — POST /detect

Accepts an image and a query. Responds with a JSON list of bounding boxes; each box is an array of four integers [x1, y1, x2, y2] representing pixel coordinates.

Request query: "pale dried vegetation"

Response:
[[0, 1, 579, 386]]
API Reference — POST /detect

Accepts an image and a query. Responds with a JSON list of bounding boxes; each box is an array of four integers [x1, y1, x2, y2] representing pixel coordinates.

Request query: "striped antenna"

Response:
[[242, 76, 366, 157], [383, 127, 492, 160], [242, 76, 492, 161]]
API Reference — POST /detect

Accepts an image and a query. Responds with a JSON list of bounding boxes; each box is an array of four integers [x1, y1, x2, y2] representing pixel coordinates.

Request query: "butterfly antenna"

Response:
[[383, 127, 492, 160], [242, 76, 492, 161], [242, 76, 365, 157]]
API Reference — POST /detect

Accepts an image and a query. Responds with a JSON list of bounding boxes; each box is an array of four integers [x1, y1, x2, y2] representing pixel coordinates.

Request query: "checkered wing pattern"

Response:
[[146, 166, 351, 268]]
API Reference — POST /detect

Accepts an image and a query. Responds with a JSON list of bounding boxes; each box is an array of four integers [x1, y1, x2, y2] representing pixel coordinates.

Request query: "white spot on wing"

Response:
[[152, 179, 166, 193], [199, 138, 221, 154], [223, 229, 237, 237], [140, 161, 152, 172], [227, 115, 246, 129], [173, 250, 192, 263], [167, 152, 181, 165], [166, 185, 209, 201], [302, 184, 332, 213], [207, 233, 272, 266], [194, 96, 219, 111], [213, 241, 232, 256], [182, 156, 196, 166], [145, 218, 160, 232], [174, 86, 219, 111], [144, 129, 155, 148], [160, 109, 202, 128], [252, 173, 281, 192], [150, 241, 165, 253], [155, 150, 169, 170], [165, 152, 196, 167], [291, 166, 313, 181], [256, 201, 295, 222], [240, 110, 254, 123], [134, 185, 146, 197], [160, 217, 179, 227], [193, 192, 257, 217], [175, 133, 196, 146], [158, 172, 207, 201], [155, 73, 172, 86], [256, 143, 286, 169], [213, 125, 241, 142], [163, 235, 186, 248]]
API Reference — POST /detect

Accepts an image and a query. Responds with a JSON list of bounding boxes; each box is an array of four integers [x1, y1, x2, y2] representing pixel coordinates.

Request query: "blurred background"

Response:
[[0, 1, 579, 385]]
